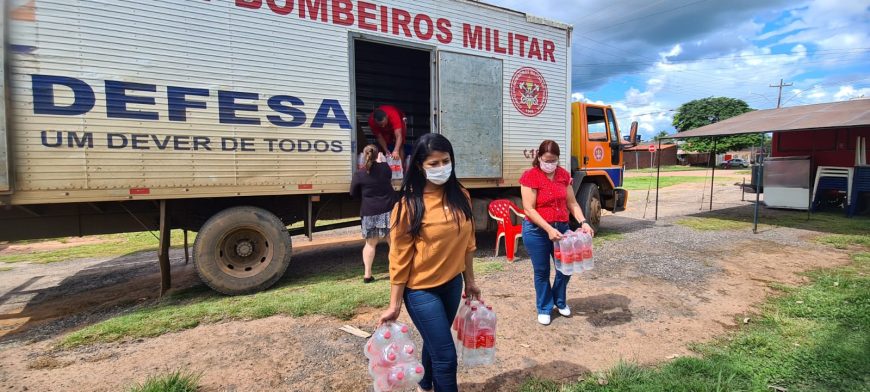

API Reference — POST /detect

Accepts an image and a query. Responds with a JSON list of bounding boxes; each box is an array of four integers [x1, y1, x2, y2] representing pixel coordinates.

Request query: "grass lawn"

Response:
[[126, 370, 200, 392], [593, 229, 624, 247], [621, 176, 713, 190], [679, 211, 870, 238], [522, 253, 870, 392], [0, 230, 196, 264], [625, 166, 707, 173], [59, 258, 505, 349], [522, 249, 870, 392]]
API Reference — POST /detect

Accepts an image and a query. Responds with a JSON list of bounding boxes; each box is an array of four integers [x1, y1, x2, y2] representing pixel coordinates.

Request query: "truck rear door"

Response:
[[0, 14, 9, 193], [437, 51, 503, 179]]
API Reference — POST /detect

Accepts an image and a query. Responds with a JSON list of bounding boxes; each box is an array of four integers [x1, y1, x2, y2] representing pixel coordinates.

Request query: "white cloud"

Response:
[[834, 85, 870, 101], [494, 0, 870, 134]]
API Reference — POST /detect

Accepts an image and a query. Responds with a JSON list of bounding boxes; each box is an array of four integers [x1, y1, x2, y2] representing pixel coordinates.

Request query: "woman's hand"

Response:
[[378, 305, 401, 327], [547, 227, 564, 241], [580, 222, 595, 237], [464, 279, 482, 301]]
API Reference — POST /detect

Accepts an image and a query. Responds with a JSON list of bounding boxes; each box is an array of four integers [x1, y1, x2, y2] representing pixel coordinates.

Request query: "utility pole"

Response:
[[770, 79, 793, 108]]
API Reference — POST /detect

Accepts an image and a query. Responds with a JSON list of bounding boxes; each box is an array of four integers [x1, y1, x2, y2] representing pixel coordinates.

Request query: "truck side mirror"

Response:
[[629, 121, 639, 146]]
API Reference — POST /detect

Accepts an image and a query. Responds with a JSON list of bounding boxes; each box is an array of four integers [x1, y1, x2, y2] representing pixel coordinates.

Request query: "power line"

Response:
[[571, 48, 870, 68], [581, 0, 713, 34], [770, 79, 794, 108]]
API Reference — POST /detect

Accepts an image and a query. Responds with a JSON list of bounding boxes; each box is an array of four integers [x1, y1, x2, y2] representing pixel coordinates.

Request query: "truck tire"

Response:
[[577, 183, 602, 233], [193, 206, 292, 295]]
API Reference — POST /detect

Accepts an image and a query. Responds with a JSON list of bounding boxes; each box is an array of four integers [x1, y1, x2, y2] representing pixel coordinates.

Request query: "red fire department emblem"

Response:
[[593, 146, 605, 161], [510, 67, 548, 117]]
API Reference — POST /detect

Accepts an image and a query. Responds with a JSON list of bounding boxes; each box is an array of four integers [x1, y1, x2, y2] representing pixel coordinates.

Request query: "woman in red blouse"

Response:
[[519, 140, 594, 325]]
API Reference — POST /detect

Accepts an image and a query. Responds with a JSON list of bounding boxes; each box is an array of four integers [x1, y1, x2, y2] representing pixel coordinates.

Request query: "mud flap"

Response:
[[613, 188, 628, 213]]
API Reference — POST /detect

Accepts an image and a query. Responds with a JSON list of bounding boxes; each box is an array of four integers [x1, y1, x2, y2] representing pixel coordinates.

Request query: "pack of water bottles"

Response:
[[452, 295, 497, 367], [365, 322, 425, 392], [553, 230, 594, 275], [387, 157, 404, 180]]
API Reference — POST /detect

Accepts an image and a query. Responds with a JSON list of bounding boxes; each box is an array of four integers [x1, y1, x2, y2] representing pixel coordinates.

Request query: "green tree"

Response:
[[654, 130, 670, 141], [673, 97, 761, 154]]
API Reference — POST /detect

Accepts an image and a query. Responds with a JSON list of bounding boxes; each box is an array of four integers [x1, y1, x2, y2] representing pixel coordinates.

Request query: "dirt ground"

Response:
[[0, 179, 854, 391]]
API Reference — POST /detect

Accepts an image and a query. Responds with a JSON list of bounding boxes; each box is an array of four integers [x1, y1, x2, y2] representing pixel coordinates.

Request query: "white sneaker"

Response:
[[537, 314, 551, 325], [557, 305, 571, 317]]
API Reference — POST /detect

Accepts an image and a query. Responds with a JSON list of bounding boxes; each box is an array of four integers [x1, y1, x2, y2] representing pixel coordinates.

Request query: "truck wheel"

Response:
[[578, 183, 602, 233], [193, 206, 292, 295]]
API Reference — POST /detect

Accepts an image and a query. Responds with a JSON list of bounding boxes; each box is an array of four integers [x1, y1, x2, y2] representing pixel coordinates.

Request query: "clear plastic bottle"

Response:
[[460, 305, 480, 365], [553, 239, 563, 272], [365, 322, 425, 392], [581, 231, 594, 271], [461, 304, 497, 367], [558, 235, 574, 275], [478, 305, 497, 366], [567, 231, 582, 275], [452, 294, 468, 336]]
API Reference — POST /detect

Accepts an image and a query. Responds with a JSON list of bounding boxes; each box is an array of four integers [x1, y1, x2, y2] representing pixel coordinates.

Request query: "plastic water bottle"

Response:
[[455, 299, 480, 349], [478, 305, 497, 365], [566, 231, 583, 275], [452, 294, 468, 335], [558, 235, 574, 275], [460, 304, 497, 367], [552, 239, 563, 272], [365, 322, 425, 392], [387, 157, 403, 180], [399, 365, 425, 387], [581, 231, 594, 271]]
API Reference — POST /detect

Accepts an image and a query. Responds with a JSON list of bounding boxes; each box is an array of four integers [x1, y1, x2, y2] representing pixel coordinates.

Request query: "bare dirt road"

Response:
[[0, 181, 851, 391]]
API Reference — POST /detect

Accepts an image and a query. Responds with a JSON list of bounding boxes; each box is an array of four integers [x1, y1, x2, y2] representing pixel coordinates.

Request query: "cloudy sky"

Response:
[[488, 0, 870, 140]]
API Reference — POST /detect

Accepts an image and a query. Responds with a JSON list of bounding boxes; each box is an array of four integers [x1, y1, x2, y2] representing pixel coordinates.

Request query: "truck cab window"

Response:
[[587, 107, 608, 141], [606, 108, 619, 142]]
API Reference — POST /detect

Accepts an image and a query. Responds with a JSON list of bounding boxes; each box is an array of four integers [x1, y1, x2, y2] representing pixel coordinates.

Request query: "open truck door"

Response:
[[0, 15, 9, 194], [437, 51, 503, 179]]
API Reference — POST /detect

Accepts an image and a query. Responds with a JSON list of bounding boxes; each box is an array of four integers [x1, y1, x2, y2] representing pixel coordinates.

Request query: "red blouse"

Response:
[[519, 166, 573, 223]]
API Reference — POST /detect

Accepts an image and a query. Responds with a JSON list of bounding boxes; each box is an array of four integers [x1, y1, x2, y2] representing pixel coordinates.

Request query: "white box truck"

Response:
[[0, 0, 575, 294]]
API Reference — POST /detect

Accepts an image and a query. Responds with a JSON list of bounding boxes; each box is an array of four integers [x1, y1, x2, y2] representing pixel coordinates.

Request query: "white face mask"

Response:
[[540, 160, 558, 174], [425, 164, 453, 185]]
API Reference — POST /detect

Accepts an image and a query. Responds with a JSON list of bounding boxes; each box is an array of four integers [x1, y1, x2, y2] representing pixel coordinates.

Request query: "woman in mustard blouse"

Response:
[[378, 133, 480, 392]]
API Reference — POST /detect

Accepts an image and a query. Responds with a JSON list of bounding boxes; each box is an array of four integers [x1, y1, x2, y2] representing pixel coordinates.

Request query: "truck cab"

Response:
[[569, 102, 637, 230]]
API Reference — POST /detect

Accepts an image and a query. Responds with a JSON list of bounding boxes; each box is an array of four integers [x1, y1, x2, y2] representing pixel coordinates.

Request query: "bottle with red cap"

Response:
[[365, 322, 425, 392], [459, 302, 497, 367], [555, 232, 575, 275], [454, 297, 481, 356]]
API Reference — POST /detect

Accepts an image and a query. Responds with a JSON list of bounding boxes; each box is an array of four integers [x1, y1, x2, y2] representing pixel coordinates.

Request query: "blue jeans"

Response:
[[522, 220, 571, 315], [403, 274, 463, 392]]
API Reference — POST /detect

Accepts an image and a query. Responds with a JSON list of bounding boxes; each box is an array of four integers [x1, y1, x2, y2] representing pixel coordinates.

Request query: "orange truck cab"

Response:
[[569, 102, 637, 230]]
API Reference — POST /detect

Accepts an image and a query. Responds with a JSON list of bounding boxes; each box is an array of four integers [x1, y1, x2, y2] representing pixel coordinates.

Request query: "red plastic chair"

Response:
[[488, 199, 526, 261]]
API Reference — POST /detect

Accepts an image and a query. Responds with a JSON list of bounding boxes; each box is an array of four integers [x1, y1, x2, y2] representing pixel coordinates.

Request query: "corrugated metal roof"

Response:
[[671, 99, 870, 139], [624, 143, 678, 151]]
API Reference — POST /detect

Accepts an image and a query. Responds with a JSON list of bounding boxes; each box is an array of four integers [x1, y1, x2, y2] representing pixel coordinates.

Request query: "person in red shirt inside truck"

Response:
[[368, 105, 408, 167]]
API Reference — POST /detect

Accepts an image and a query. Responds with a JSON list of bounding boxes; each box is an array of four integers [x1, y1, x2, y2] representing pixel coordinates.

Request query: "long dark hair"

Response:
[[395, 133, 473, 237]]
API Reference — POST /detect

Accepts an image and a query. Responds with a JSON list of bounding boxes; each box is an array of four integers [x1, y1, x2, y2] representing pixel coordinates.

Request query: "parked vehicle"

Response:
[[721, 158, 749, 168], [0, 0, 635, 295]]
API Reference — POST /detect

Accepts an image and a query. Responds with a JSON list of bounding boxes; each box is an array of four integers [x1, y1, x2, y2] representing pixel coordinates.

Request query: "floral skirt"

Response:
[[361, 211, 391, 239]]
